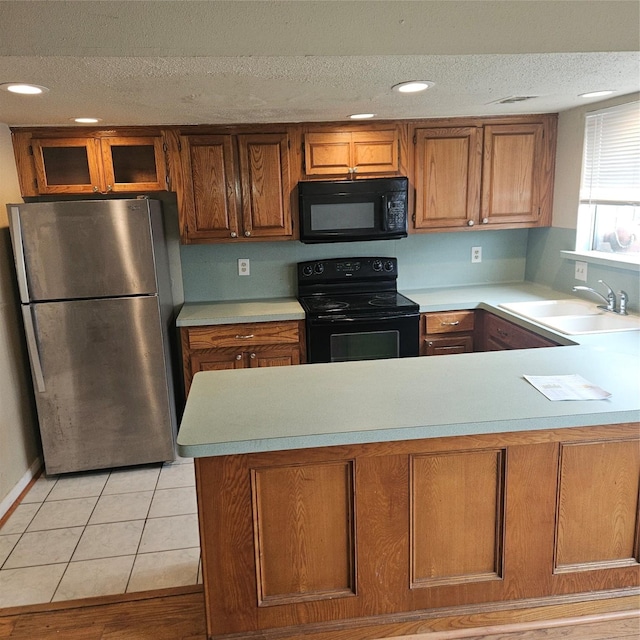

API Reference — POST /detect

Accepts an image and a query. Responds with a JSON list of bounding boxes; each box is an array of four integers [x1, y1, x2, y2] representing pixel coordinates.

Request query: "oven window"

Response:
[[330, 330, 399, 362], [310, 202, 375, 230]]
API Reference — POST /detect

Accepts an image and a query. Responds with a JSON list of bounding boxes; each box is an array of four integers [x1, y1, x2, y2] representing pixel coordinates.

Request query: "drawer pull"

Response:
[[235, 334, 254, 339], [441, 320, 460, 326]]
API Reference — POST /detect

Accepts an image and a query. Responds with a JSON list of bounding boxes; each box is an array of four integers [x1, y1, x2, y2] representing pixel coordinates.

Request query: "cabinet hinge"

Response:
[[287, 139, 290, 150], [33, 178, 38, 190], [177, 140, 182, 152], [413, 134, 417, 145], [412, 213, 416, 222], [28, 145, 34, 156], [162, 142, 168, 153]]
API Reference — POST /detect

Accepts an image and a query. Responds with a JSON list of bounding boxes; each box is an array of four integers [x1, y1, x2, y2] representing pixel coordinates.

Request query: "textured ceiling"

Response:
[[0, 1, 639, 126]]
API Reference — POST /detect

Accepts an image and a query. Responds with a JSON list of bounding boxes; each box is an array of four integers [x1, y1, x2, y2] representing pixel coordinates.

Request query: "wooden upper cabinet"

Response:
[[482, 123, 545, 225], [413, 127, 482, 230], [177, 131, 293, 243], [178, 134, 240, 241], [237, 133, 292, 240], [303, 126, 401, 177], [410, 115, 557, 232], [22, 132, 167, 195]]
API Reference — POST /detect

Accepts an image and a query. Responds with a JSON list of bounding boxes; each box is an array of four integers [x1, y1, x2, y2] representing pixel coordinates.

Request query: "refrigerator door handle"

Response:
[[9, 206, 30, 303], [21, 306, 46, 393]]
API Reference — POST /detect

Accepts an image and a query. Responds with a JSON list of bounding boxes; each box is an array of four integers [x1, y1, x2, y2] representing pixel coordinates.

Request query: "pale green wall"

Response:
[[0, 124, 39, 510], [180, 228, 529, 301]]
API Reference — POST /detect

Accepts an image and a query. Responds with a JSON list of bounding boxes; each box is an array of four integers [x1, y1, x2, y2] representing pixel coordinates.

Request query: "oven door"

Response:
[[306, 312, 419, 363]]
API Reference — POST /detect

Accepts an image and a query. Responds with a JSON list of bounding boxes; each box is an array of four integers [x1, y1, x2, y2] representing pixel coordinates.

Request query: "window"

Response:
[[578, 101, 640, 256]]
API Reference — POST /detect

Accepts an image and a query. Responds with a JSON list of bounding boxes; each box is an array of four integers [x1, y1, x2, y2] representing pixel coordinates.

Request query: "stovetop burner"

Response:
[[297, 257, 419, 318]]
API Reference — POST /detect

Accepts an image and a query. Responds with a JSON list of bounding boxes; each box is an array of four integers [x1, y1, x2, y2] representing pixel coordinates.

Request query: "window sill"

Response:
[[561, 250, 640, 273]]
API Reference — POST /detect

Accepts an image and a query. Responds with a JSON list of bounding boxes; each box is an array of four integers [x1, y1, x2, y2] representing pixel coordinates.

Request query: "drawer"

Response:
[[185, 321, 301, 350], [422, 334, 474, 356], [484, 314, 557, 350], [424, 311, 475, 334]]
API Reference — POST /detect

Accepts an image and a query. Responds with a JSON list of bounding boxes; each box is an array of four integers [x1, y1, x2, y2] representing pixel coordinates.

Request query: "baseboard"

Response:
[[0, 456, 42, 523]]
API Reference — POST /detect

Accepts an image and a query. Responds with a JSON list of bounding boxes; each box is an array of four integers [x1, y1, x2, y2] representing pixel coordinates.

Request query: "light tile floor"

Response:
[[0, 457, 201, 608]]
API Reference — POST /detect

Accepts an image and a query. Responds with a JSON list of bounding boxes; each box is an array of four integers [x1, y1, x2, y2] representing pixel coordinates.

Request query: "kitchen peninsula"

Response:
[[177, 287, 640, 640]]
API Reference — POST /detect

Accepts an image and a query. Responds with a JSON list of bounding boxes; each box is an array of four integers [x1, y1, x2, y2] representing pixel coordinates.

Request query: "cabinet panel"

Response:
[[32, 138, 102, 194], [424, 310, 475, 334], [251, 461, 355, 605], [303, 127, 400, 177], [178, 134, 239, 241], [411, 449, 505, 587], [423, 334, 473, 356], [555, 439, 640, 572], [483, 313, 558, 351], [249, 346, 301, 368], [413, 127, 482, 229], [101, 136, 167, 192], [304, 132, 352, 175], [238, 133, 292, 239], [185, 322, 300, 350], [30, 133, 167, 195], [351, 130, 399, 174], [482, 124, 543, 224]]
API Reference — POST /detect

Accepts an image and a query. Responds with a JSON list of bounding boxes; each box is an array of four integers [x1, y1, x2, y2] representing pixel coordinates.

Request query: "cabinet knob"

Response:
[[482, 217, 489, 224], [467, 220, 474, 226], [107, 184, 113, 192], [250, 352, 256, 359], [230, 232, 237, 238], [244, 231, 251, 237], [93, 186, 99, 192], [235, 354, 242, 360]]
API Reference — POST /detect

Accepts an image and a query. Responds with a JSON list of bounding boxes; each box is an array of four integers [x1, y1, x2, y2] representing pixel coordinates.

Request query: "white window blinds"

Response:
[[580, 101, 640, 204]]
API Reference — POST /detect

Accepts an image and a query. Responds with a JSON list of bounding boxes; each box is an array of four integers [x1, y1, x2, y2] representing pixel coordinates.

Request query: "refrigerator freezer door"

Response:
[[9, 199, 159, 302], [31, 296, 175, 474]]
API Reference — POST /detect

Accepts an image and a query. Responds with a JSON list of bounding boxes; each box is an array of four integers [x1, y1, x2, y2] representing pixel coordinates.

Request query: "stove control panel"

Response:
[[298, 257, 398, 283]]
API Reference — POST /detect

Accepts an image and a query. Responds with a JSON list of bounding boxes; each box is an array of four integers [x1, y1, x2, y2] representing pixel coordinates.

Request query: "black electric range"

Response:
[[297, 257, 419, 363]]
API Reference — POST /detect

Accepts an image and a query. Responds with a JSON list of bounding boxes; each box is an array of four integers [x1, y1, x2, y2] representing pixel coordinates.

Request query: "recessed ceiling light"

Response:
[[349, 113, 376, 120], [72, 117, 102, 124], [579, 90, 614, 99], [0, 83, 49, 95], [392, 81, 435, 94]]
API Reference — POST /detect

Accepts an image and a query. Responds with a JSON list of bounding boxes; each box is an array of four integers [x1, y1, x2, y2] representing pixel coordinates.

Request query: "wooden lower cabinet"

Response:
[[195, 423, 640, 639], [481, 311, 560, 350], [421, 310, 475, 356], [180, 321, 304, 395]]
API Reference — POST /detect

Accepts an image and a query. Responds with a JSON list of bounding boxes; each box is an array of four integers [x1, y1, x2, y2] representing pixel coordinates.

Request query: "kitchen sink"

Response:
[[500, 299, 601, 318], [499, 299, 640, 335]]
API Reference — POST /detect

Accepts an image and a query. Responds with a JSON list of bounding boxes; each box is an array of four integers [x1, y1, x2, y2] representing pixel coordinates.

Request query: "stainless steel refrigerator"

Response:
[[8, 199, 178, 475]]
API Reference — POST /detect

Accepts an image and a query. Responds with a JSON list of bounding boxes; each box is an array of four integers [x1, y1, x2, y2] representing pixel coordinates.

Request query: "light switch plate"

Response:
[[575, 261, 587, 281]]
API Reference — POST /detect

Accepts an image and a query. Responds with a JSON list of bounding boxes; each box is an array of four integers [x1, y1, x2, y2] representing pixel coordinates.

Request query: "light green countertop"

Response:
[[176, 297, 304, 326], [177, 283, 640, 458]]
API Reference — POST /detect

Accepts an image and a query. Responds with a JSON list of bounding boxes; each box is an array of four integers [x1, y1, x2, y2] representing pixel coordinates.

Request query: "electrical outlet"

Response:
[[471, 246, 482, 263], [575, 261, 587, 282], [238, 258, 250, 276]]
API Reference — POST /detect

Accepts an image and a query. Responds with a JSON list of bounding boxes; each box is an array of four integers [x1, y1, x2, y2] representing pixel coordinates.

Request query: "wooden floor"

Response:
[[0, 587, 637, 640]]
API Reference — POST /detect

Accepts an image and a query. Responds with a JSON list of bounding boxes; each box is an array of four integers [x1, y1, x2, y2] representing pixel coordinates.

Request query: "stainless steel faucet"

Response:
[[572, 279, 628, 314]]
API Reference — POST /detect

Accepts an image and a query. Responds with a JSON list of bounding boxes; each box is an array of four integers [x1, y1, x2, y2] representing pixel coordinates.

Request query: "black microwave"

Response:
[[298, 177, 408, 243]]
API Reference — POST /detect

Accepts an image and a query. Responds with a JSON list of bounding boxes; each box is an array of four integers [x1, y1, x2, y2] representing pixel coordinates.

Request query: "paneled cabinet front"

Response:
[[411, 115, 557, 232], [195, 424, 640, 639], [177, 132, 294, 243], [302, 125, 403, 177], [180, 320, 304, 395], [12, 130, 168, 196]]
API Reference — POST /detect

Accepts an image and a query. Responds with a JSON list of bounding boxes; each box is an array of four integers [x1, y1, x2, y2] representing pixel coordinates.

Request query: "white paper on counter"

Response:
[[523, 374, 612, 401]]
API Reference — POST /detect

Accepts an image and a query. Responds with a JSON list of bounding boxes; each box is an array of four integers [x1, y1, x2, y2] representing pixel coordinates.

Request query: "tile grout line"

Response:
[[49, 469, 112, 602]]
